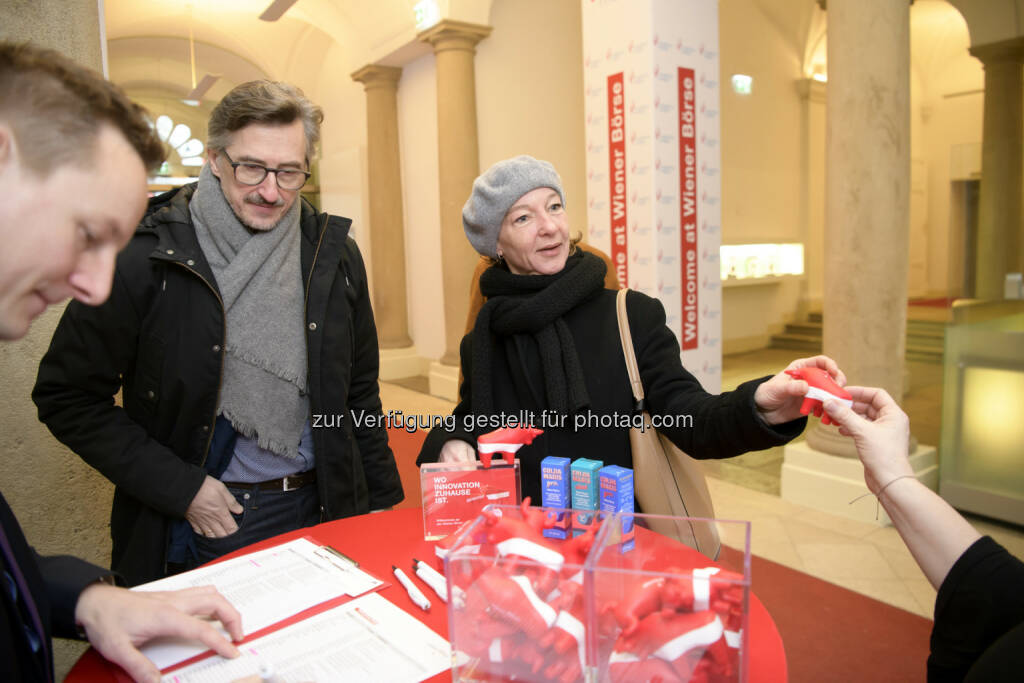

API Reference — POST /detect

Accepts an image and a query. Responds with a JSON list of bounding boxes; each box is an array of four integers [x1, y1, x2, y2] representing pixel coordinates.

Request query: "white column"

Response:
[[781, 0, 937, 524]]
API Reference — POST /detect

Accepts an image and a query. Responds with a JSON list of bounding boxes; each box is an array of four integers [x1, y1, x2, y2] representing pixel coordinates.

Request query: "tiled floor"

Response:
[[380, 344, 1024, 621]]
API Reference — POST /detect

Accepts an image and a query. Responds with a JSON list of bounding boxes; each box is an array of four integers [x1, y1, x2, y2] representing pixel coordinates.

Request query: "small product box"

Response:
[[571, 458, 603, 537], [540, 456, 571, 539], [599, 465, 635, 553]]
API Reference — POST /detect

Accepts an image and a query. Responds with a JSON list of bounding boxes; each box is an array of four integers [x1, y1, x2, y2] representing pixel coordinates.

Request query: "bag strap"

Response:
[[615, 288, 645, 407]]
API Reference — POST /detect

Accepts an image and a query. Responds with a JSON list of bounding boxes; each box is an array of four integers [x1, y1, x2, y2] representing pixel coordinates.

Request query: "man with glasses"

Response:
[[34, 80, 403, 585]]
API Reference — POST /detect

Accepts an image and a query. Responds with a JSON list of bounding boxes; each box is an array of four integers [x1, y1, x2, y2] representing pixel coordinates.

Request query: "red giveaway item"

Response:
[[477, 426, 544, 467], [612, 610, 730, 681], [784, 366, 852, 425], [607, 655, 680, 683], [476, 566, 558, 639]]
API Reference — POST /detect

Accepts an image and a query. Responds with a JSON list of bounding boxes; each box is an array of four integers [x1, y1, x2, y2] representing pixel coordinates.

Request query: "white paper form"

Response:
[[135, 538, 383, 670], [160, 592, 451, 683]]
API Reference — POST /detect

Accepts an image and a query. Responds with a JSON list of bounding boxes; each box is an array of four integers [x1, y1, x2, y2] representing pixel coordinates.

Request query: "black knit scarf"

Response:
[[471, 251, 607, 417]]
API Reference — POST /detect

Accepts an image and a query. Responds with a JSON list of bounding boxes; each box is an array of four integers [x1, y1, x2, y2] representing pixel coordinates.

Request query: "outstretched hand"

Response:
[[75, 584, 243, 683], [753, 355, 846, 425], [820, 386, 912, 494]]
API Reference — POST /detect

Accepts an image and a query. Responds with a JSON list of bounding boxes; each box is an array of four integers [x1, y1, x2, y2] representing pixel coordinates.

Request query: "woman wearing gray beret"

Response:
[[416, 154, 844, 506]]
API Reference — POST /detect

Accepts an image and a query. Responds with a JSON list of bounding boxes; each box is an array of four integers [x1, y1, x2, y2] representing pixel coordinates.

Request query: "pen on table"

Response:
[[392, 564, 431, 611], [322, 544, 359, 566], [412, 557, 448, 604]]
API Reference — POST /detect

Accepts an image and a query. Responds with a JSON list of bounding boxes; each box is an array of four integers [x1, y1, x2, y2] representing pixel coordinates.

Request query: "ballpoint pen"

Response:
[[412, 557, 448, 603], [393, 564, 431, 611]]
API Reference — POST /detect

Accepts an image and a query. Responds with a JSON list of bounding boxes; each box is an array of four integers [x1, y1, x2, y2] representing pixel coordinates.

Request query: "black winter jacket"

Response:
[[1, 491, 113, 682], [33, 184, 403, 585], [418, 288, 805, 504]]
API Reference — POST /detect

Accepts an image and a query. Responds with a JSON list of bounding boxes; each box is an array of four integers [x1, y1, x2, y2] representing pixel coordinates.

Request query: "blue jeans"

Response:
[[186, 483, 320, 569]]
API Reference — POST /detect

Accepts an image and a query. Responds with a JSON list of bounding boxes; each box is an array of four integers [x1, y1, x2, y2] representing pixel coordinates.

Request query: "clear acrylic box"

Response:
[[445, 504, 751, 682]]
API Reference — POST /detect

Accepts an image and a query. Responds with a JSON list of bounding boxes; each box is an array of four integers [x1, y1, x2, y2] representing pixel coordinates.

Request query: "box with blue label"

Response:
[[571, 458, 603, 537], [599, 465, 635, 553], [540, 456, 571, 539]]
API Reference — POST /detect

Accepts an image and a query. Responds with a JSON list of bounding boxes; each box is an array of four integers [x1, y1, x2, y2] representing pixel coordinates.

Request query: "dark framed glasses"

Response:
[[220, 149, 310, 190]]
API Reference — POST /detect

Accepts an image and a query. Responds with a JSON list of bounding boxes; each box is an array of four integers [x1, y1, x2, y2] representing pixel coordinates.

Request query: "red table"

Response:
[[67, 508, 787, 682]]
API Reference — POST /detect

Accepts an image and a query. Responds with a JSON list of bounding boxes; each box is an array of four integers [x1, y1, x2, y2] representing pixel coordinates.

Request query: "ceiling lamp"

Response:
[[259, 0, 300, 22], [186, 73, 219, 101], [184, 5, 218, 103]]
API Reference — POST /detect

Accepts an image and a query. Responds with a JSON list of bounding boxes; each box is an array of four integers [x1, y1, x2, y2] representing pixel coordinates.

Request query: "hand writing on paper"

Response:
[[186, 475, 244, 538], [76, 584, 242, 683]]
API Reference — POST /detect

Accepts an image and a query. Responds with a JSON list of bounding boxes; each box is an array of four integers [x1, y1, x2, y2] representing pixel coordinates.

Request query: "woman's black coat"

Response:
[[419, 287, 805, 504]]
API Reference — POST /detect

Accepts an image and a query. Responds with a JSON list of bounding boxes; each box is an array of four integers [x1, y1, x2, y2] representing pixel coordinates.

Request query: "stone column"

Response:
[[969, 38, 1024, 300], [781, 0, 937, 525], [419, 20, 492, 370], [812, 0, 910, 455], [351, 64, 412, 349]]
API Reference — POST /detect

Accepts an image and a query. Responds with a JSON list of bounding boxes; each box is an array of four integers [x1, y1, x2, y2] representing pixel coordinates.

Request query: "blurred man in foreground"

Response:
[[0, 42, 242, 683]]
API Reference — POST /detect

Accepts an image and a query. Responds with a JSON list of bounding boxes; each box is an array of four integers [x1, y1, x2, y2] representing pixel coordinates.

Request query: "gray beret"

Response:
[[462, 155, 565, 258]]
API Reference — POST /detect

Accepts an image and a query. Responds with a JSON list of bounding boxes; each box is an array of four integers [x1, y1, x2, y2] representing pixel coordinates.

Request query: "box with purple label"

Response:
[[541, 456, 571, 539], [599, 465, 635, 553], [571, 458, 603, 537]]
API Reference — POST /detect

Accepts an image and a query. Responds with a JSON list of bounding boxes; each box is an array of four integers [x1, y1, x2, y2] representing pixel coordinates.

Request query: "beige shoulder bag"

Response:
[[616, 288, 721, 559]]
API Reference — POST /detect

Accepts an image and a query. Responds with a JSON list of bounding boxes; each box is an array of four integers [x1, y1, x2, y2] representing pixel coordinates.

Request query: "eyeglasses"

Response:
[[219, 149, 311, 191]]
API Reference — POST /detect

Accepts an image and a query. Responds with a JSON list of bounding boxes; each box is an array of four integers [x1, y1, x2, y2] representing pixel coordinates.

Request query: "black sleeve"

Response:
[[929, 536, 1024, 682], [417, 333, 479, 465], [343, 240, 404, 508], [32, 261, 206, 518], [627, 290, 805, 457], [36, 552, 120, 640]]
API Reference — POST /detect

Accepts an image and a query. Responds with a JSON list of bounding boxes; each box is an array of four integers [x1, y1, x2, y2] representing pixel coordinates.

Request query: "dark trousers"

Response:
[[186, 483, 320, 569]]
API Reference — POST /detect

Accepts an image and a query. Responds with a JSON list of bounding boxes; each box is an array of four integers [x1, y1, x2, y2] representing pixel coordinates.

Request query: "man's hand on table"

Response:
[[75, 584, 243, 683]]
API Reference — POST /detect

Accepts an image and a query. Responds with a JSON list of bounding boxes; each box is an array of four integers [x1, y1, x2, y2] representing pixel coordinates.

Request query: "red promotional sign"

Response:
[[420, 461, 520, 540], [678, 67, 698, 351], [608, 72, 627, 287]]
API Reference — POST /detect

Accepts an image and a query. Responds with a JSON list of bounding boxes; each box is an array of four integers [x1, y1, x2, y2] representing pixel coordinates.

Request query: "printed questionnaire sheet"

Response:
[[135, 537, 382, 669], [160, 592, 451, 683]]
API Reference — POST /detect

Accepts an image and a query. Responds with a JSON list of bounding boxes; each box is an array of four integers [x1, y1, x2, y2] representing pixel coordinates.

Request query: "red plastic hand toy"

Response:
[[611, 574, 691, 636], [784, 366, 852, 425], [477, 426, 543, 467], [614, 610, 729, 681], [476, 566, 558, 639], [608, 655, 681, 683]]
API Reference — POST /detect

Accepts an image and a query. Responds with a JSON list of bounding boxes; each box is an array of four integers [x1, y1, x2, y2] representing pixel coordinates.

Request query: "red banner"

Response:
[[678, 67, 698, 350], [608, 72, 627, 287]]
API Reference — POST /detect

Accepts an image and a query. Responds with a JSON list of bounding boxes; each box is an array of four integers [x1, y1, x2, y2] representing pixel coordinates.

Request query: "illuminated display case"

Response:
[[720, 243, 804, 286], [939, 300, 1024, 525], [444, 505, 751, 682]]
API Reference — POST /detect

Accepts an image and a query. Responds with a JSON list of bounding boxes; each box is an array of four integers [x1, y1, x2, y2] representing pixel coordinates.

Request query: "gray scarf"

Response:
[[191, 163, 308, 458]]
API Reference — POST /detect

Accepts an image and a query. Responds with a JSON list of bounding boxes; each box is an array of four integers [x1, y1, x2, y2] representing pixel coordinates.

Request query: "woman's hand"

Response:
[[439, 439, 476, 463], [821, 386, 912, 494], [753, 355, 846, 425]]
